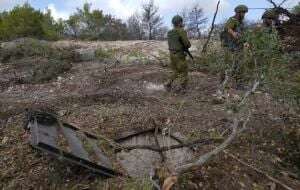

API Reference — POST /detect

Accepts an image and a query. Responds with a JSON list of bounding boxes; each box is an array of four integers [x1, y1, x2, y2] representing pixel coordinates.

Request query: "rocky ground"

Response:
[[0, 39, 299, 189]]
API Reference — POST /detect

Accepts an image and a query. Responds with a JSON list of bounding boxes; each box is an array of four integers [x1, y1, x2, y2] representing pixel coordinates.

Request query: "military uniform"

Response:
[[220, 5, 248, 88], [222, 17, 245, 51], [166, 16, 191, 91]]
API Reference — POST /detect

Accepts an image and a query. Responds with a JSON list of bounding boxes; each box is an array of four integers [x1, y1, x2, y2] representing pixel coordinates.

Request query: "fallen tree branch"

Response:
[[116, 138, 221, 152], [175, 112, 251, 175], [175, 118, 239, 174], [202, 0, 220, 53], [223, 150, 294, 190]]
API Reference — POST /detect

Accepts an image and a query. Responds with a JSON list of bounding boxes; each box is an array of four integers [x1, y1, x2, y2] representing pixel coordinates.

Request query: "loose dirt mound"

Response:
[[0, 38, 73, 89]]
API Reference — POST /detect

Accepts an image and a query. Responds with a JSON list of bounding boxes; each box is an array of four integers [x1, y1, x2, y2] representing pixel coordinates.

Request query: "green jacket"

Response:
[[221, 17, 245, 51], [167, 27, 191, 53]]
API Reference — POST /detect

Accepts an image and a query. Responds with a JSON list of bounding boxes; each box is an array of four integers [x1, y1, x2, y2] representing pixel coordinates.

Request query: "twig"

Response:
[[279, 0, 289, 7], [202, 0, 220, 53], [153, 119, 166, 162], [223, 150, 294, 190]]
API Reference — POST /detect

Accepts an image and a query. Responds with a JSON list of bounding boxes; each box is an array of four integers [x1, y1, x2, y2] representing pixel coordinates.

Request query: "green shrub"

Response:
[[95, 48, 116, 60], [0, 3, 62, 41]]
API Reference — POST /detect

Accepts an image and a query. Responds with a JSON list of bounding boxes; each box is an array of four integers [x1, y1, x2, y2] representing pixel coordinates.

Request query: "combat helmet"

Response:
[[172, 15, 183, 26], [262, 9, 277, 19], [234, 5, 248, 13]]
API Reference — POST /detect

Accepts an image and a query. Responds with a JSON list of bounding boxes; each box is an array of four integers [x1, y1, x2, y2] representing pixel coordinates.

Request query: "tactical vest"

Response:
[[168, 29, 184, 52], [221, 17, 244, 51]]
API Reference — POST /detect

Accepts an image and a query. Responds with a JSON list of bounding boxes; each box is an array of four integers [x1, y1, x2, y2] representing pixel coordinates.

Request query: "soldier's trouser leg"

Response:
[[167, 55, 179, 86], [170, 53, 188, 88], [220, 49, 233, 83], [232, 52, 244, 86], [177, 61, 188, 88]]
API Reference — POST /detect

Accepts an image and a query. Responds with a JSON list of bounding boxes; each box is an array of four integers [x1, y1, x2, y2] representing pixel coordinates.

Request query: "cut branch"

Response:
[[201, 0, 220, 53]]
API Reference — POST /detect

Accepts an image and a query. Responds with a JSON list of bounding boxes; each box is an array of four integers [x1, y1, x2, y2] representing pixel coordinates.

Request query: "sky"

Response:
[[0, 0, 298, 25]]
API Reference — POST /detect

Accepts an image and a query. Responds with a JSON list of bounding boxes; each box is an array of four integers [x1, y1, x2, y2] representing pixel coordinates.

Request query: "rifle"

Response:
[[184, 48, 194, 60]]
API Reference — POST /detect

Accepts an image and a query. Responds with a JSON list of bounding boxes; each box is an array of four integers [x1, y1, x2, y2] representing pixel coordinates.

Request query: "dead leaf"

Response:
[[162, 176, 178, 190]]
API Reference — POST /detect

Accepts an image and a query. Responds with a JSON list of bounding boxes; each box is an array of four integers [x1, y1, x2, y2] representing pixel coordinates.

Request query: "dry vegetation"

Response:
[[0, 38, 299, 190]]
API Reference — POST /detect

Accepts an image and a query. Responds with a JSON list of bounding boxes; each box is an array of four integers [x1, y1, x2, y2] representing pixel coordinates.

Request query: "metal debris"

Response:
[[26, 112, 118, 177]]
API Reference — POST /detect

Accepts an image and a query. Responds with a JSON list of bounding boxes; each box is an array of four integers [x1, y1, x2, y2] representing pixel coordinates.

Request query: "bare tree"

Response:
[[127, 13, 144, 40], [154, 26, 168, 40], [186, 4, 208, 39], [180, 7, 189, 27], [141, 0, 163, 40]]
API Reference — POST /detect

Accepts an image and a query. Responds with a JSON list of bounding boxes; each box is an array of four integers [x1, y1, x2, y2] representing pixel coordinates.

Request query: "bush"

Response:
[[0, 3, 62, 41]]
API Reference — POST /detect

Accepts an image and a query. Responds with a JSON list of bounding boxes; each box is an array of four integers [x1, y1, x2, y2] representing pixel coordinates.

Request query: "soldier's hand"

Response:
[[244, 42, 250, 49], [232, 32, 240, 40]]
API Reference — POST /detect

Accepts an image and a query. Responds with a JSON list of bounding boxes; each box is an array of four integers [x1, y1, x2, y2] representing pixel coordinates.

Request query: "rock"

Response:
[[1, 137, 9, 145], [58, 110, 67, 116]]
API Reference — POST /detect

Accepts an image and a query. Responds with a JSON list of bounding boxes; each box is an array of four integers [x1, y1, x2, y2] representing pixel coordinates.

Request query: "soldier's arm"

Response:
[[179, 29, 191, 49], [225, 19, 239, 39]]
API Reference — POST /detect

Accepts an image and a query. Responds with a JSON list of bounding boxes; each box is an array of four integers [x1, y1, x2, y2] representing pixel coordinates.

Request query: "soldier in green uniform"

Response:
[[165, 15, 191, 93], [221, 5, 248, 51], [246, 9, 281, 60], [261, 9, 278, 32], [220, 5, 249, 89]]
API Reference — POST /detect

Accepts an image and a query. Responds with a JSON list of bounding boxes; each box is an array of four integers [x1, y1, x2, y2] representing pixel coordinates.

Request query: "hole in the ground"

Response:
[[116, 129, 194, 178]]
